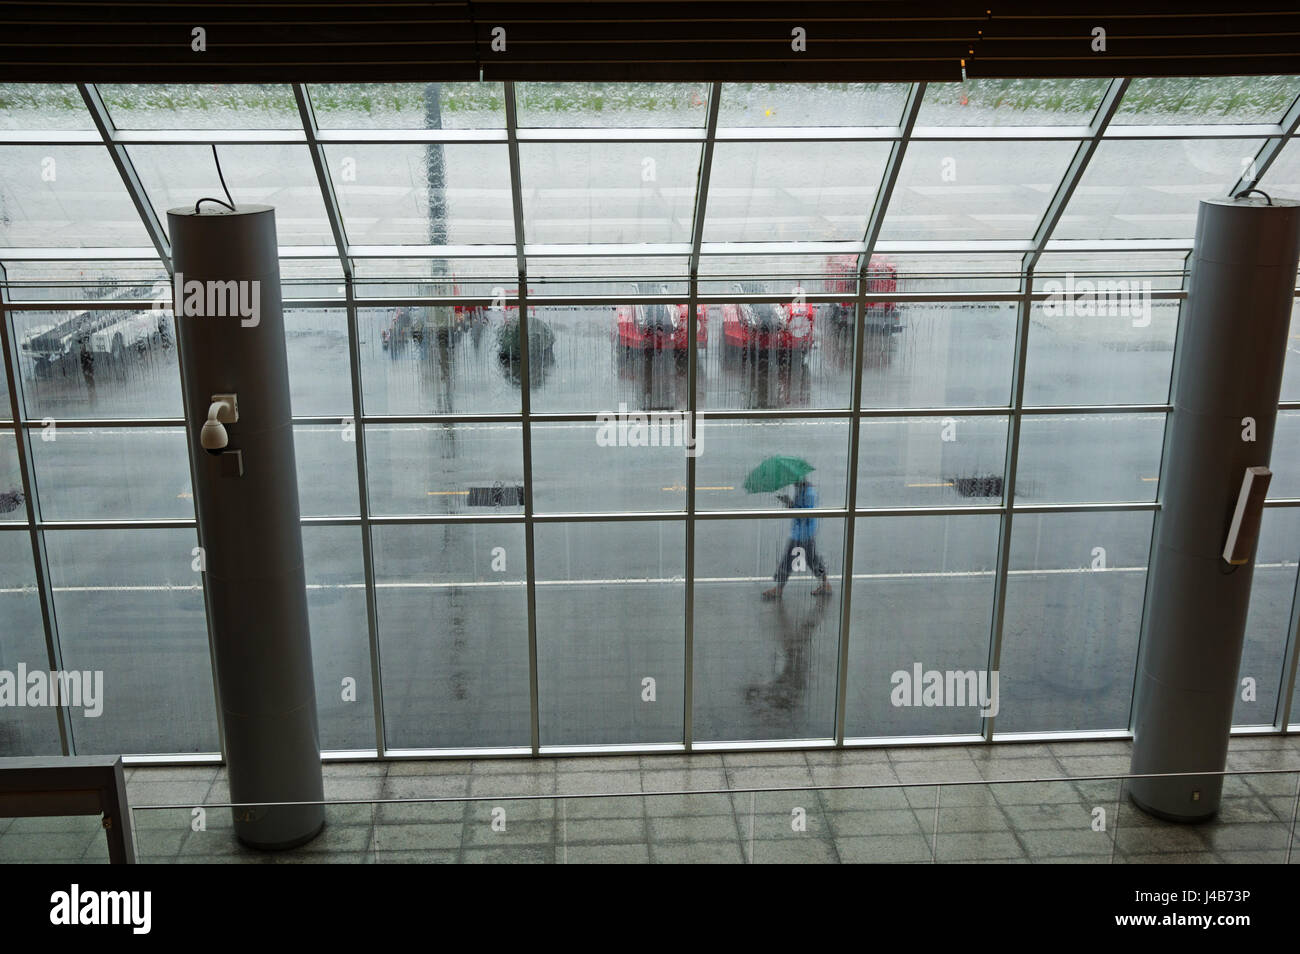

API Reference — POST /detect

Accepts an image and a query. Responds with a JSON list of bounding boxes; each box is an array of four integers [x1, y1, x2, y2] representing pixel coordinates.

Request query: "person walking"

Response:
[[78, 335, 97, 406], [763, 478, 831, 600]]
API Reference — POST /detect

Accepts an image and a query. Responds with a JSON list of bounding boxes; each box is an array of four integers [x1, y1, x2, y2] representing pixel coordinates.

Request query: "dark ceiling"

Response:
[[0, 1, 1298, 83]]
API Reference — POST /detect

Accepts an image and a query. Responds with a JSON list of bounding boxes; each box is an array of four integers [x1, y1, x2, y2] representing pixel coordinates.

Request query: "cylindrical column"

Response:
[[1129, 196, 1300, 820], [168, 205, 325, 848]]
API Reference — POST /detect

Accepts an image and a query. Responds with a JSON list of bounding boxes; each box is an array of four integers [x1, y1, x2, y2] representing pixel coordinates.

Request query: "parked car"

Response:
[[615, 283, 707, 354], [821, 253, 902, 335], [21, 308, 170, 377], [380, 306, 422, 354], [721, 281, 815, 356]]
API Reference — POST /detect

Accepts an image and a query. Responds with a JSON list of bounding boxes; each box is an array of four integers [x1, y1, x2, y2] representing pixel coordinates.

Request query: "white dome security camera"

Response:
[[202, 394, 238, 456]]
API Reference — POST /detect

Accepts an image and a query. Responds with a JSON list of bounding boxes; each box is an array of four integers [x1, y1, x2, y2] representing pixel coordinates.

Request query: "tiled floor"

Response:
[[4, 736, 1297, 863]]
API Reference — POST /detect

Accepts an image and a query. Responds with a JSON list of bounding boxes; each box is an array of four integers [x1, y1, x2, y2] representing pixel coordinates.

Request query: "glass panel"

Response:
[[0, 146, 153, 248], [1035, 251, 1189, 292], [45, 528, 218, 754], [1268, 411, 1300, 499], [531, 421, 687, 514], [1023, 298, 1178, 406], [358, 305, 521, 415], [128, 144, 334, 247], [1054, 138, 1266, 241], [703, 141, 892, 243], [717, 83, 910, 127], [0, 529, 62, 754], [280, 258, 346, 300], [529, 257, 689, 297], [0, 815, 111, 864], [11, 308, 181, 419], [374, 523, 530, 749], [285, 308, 353, 417], [844, 514, 999, 738], [365, 422, 523, 517], [310, 82, 506, 128], [99, 83, 301, 128], [293, 425, 359, 517], [1014, 413, 1165, 504], [1234, 508, 1300, 725], [529, 303, 697, 414], [694, 418, 849, 512], [352, 258, 516, 299], [0, 430, 21, 522], [1113, 76, 1300, 125], [535, 521, 684, 745], [324, 144, 514, 246], [516, 82, 710, 127], [703, 298, 851, 410], [996, 511, 1154, 733], [0, 260, 168, 302], [917, 78, 1110, 126], [868, 254, 1025, 293], [692, 517, 842, 741], [698, 253, 857, 293], [1282, 300, 1300, 403], [30, 426, 193, 520], [519, 142, 700, 245], [880, 140, 1079, 241], [302, 525, 375, 750], [0, 83, 94, 129], [1293, 671, 1300, 730], [860, 301, 1017, 409], [856, 416, 1009, 510], [1260, 136, 1300, 234]]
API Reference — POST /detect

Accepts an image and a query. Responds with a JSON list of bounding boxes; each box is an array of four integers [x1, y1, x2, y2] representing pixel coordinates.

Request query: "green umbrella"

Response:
[[744, 455, 814, 494]]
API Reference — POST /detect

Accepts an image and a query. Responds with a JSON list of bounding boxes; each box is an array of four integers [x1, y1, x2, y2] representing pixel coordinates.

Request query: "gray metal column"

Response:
[[1130, 196, 1300, 821], [168, 205, 325, 848]]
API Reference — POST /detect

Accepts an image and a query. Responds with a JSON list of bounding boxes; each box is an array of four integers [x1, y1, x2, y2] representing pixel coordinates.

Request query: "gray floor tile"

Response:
[[554, 756, 643, 773], [934, 831, 1027, 862], [652, 841, 746, 864], [809, 763, 900, 787], [0, 831, 98, 862], [371, 822, 464, 852], [126, 779, 220, 806], [1017, 829, 1115, 859], [934, 805, 1014, 833], [382, 775, 472, 799], [321, 761, 389, 776], [561, 816, 647, 844], [639, 754, 725, 771], [1054, 755, 1134, 777], [1000, 801, 1097, 831], [975, 757, 1064, 781], [650, 815, 742, 843], [750, 837, 840, 864], [835, 834, 933, 864], [555, 771, 642, 795], [826, 809, 926, 838], [467, 773, 556, 797], [463, 818, 556, 847], [371, 849, 460, 863], [462, 845, 555, 863], [385, 760, 470, 776], [641, 768, 728, 792], [563, 843, 652, 864]]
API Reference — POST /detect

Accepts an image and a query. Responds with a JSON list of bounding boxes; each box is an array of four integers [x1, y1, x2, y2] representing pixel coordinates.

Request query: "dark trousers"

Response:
[[774, 537, 826, 584]]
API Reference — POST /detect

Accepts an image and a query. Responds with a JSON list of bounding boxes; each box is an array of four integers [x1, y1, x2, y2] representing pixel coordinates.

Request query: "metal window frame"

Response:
[[2, 77, 1300, 763]]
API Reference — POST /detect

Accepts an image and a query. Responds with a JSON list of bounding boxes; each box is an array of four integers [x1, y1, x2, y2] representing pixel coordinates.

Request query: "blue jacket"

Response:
[[790, 483, 817, 541]]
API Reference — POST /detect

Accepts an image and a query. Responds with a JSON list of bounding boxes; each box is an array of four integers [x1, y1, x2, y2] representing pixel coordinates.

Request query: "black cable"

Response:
[[1234, 187, 1273, 205], [194, 144, 236, 214]]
